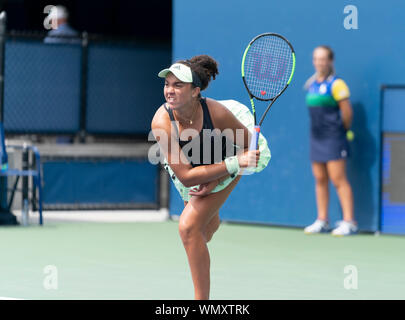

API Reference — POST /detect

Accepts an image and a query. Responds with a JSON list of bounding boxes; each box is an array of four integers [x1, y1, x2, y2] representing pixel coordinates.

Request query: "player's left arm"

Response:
[[332, 79, 353, 130], [188, 100, 252, 197]]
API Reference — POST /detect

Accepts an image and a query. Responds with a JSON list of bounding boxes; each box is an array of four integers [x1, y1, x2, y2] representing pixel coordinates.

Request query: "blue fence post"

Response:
[[0, 12, 8, 211]]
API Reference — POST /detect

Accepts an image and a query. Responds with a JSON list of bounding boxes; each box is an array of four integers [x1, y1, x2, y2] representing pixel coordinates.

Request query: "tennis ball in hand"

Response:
[[346, 130, 354, 141]]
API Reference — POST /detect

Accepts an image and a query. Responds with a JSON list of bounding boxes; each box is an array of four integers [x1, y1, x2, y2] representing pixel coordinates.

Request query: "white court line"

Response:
[[12, 208, 170, 223], [0, 297, 24, 300]]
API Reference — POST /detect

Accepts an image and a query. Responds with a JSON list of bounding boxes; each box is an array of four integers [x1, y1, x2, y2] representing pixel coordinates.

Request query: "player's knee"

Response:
[[204, 227, 215, 243], [178, 221, 201, 246], [205, 228, 218, 243], [315, 175, 328, 185], [330, 175, 346, 188], [205, 219, 220, 243]]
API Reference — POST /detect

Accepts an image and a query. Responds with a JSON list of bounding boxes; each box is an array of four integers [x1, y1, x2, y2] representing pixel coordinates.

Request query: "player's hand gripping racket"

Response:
[[241, 33, 296, 151]]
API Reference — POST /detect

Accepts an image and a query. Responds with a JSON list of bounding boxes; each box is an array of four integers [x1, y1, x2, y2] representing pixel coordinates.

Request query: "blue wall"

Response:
[[169, 0, 405, 231]]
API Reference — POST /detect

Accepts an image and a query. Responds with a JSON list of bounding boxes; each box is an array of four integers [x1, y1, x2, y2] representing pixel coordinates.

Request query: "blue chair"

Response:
[[0, 123, 43, 225]]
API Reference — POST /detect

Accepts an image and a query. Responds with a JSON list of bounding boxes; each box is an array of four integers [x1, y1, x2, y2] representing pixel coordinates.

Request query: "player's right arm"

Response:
[[151, 106, 257, 187]]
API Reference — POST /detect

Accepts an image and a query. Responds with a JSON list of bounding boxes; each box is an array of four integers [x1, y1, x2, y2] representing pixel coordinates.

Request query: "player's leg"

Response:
[[327, 159, 354, 221], [312, 162, 329, 221], [327, 159, 357, 235], [304, 162, 329, 233], [204, 211, 220, 243], [178, 175, 241, 300], [184, 201, 220, 243]]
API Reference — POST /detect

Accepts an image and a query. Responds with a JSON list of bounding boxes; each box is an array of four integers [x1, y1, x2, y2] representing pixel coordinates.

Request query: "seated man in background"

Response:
[[44, 5, 80, 44]]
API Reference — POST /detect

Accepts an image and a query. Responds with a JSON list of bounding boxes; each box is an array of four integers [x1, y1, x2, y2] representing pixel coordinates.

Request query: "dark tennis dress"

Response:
[[306, 75, 351, 163], [164, 97, 236, 169]]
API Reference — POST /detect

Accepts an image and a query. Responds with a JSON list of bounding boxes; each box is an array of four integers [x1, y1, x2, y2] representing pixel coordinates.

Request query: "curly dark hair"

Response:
[[177, 55, 219, 91]]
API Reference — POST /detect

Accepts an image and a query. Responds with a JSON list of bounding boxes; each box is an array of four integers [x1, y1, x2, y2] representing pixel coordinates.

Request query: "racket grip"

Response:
[[249, 126, 260, 151]]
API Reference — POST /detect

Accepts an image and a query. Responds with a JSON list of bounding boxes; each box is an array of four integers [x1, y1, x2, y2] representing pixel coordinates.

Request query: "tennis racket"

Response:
[[241, 33, 296, 151]]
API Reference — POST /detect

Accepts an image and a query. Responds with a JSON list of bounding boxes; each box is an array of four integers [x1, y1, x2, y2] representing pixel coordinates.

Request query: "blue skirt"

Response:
[[310, 134, 350, 163]]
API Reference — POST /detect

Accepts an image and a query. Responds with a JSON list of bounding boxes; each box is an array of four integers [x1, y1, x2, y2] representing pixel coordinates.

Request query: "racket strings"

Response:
[[244, 35, 294, 100]]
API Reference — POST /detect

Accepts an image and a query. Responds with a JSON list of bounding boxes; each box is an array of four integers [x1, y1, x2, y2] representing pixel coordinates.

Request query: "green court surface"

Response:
[[0, 220, 404, 300]]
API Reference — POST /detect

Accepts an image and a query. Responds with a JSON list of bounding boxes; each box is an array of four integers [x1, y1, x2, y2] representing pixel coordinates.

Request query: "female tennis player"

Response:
[[151, 55, 270, 299], [304, 46, 357, 236]]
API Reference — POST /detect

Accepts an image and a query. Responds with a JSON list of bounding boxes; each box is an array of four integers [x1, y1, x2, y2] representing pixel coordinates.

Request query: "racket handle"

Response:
[[249, 126, 260, 151]]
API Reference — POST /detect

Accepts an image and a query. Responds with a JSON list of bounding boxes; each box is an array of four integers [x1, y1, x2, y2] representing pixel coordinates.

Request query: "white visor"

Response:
[[158, 63, 193, 83]]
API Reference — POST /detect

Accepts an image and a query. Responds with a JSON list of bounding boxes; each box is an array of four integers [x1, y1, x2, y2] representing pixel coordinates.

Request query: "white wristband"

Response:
[[224, 156, 240, 177]]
